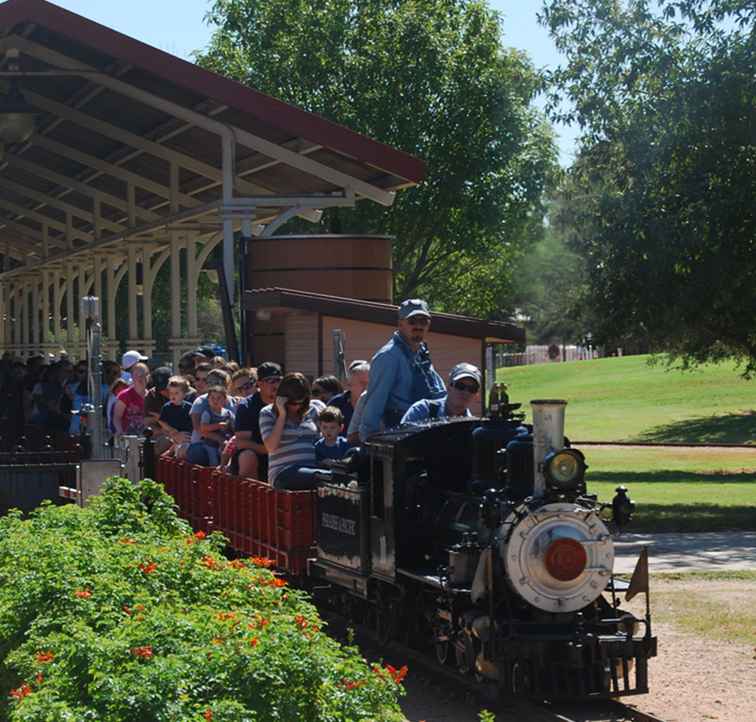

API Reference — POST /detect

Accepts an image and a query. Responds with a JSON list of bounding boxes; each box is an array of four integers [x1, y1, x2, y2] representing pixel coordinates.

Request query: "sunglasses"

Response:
[[452, 380, 479, 393]]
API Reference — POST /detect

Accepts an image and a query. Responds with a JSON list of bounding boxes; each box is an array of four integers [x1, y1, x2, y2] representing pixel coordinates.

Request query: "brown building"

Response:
[[245, 287, 524, 415]]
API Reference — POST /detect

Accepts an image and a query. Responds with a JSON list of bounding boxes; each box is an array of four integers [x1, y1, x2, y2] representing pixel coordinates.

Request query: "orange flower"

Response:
[[203, 709, 213, 721], [9, 683, 32, 700], [273, 578, 286, 588], [211, 637, 224, 646], [229, 559, 246, 569], [138, 561, 158, 574], [74, 589, 92, 599], [386, 664, 408, 684], [251, 556, 276, 568], [341, 678, 366, 690], [119, 537, 137, 545], [195, 530, 207, 540], [35, 674, 44, 685], [294, 615, 308, 630], [249, 637, 258, 647], [201, 555, 219, 570], [123, 605, 132, 616], [131, 645, 153, 659], [216, 611, 237, 622], [35, 651, 54, 664]]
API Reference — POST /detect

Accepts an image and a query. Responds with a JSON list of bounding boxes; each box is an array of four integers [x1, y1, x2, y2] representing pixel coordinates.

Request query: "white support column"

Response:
[[31, 276, 40, 352], [169, 234, 183, 368], [40, 269, 50, 355], [105, 255, 118, 360], [66, 263, 75, 356], [0, 280, 5, 351], [186, 235, 199, 340], [14, 283, 22, 354], [78, 264, 87, 360], [21, 279, 29, 358], [141, 245, 155, 359], [52, 269, 62, 349], [127, 243, 140, 353]]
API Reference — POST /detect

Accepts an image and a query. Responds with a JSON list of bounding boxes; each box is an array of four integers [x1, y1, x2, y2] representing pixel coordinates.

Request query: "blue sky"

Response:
[[50, 0, 577, 164]]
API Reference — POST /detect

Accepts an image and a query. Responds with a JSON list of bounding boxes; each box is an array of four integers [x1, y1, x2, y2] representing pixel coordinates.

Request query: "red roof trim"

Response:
[[0, 0, 425, 184]]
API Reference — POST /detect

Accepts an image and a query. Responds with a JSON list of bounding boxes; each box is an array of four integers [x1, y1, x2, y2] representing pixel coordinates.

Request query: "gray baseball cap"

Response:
[[449, 362, 481, 386], [398, 298, 431, 321]]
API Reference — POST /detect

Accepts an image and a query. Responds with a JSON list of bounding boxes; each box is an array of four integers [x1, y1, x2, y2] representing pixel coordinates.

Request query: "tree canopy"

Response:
[[198, 0, 557, 317], [540, 0, 756, 373]]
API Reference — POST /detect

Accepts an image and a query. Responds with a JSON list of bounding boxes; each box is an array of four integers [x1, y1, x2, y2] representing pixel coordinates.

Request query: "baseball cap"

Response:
[[398, 298, 431, 321], [257, 361, 283, 381], [196, 346, 217, 359], [449, 362, 481, 386], [121, 349, 148, 370], [151, 366, 172, 391]]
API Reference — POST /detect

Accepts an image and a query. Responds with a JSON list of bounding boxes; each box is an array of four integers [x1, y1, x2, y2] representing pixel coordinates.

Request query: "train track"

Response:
[[321, 610, 667, 722]]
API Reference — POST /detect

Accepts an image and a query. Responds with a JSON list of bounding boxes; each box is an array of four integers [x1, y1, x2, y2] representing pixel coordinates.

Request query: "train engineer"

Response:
[[359, 298, 446, 441], [401, 362, 482, 425]]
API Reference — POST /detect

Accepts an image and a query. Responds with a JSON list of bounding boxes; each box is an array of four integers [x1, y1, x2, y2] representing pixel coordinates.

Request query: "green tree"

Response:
[[540, 0, 756, 373], [198, 0, 557, 317]]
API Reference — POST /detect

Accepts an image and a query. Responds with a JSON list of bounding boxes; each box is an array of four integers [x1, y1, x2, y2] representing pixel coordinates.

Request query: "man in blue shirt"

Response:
[[401, 362, 482, 425], [359, 299, 446, 440]]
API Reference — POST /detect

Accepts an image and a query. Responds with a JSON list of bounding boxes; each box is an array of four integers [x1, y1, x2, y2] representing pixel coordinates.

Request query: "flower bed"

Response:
[[0, 477, 404, 721]]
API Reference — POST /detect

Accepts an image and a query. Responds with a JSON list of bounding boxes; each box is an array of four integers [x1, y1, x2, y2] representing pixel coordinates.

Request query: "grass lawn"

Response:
[[585, 446, 756, 532], [496, 355, 756, 443]]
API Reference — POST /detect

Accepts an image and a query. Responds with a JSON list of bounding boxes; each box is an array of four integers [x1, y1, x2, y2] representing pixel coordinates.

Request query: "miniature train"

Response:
[[154, 395, 657, 701]]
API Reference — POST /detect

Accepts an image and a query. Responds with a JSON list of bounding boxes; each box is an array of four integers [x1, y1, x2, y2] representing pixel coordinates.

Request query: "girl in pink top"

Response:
[[113, 362, 148, 435]]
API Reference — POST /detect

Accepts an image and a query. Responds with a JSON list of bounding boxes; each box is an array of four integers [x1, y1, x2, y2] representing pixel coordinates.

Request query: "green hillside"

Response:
[[496, 355, 756, 443]]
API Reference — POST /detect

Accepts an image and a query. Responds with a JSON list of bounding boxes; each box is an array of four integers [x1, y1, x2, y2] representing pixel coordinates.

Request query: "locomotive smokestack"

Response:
[[530, 400, 567, 496]]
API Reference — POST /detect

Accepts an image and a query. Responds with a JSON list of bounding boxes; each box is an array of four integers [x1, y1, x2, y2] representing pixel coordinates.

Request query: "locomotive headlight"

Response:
[[544, 448, 586, 492]]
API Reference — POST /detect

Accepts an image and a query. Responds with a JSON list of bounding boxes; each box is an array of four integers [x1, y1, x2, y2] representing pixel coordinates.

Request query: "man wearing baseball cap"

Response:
[[121, 349, 148, 383], [401, 362, 481, 425], [359, 298, 446, 440], [233, 361, 283, 479]]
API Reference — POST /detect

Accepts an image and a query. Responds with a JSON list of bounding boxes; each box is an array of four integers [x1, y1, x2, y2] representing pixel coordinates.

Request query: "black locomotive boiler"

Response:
[[310, 396, 657, 700]]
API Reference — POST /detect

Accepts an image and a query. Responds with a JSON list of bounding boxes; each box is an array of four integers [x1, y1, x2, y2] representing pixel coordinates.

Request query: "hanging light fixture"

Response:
[[0, 78, 36, 145], [0, 50, 36, 159]]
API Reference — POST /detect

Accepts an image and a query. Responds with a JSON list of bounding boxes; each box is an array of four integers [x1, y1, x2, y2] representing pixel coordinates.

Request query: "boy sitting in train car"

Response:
[[199, 386, 235, 467], [158, 376, 193, 459], [314, 406, 350, 466]]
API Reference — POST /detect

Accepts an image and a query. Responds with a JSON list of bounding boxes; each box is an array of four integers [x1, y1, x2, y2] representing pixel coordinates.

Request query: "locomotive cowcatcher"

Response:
[[309, 393, 657, 700]]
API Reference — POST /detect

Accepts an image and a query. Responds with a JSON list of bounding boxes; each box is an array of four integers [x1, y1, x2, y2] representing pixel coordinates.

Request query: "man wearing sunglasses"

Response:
[[359, 298, 446, 441], [400, 362, 481, 425], [232, 361, 283, 480]]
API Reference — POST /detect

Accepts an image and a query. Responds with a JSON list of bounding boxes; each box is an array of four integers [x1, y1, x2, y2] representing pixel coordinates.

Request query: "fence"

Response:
[[497, 345, 604, 368]]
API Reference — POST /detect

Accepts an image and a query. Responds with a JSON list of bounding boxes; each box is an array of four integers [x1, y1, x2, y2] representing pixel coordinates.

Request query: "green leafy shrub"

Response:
[[0, 477, 404, 721]]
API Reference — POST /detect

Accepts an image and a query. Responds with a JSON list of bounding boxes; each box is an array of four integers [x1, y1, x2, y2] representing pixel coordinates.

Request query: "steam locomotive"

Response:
[[309, 394, 657, 700]]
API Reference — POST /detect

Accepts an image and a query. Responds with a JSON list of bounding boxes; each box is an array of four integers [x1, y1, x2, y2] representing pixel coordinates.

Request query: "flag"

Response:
[[625, 546, 649, 601]]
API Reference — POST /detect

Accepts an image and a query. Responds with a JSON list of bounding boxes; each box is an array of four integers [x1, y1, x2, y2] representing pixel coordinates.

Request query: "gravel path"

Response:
[[614, 531, 756, 573]]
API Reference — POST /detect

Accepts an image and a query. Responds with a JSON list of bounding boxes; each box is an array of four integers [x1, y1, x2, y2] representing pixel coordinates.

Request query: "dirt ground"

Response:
[[401, 575, 756, 722], [623, 576, 756, 722]]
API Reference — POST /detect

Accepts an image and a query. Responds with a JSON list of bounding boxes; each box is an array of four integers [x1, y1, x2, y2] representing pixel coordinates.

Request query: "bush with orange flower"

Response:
[[0, 477, 404, 721]]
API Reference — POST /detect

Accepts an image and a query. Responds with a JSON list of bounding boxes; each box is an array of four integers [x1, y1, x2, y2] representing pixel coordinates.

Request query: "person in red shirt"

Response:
[[113, 362, 148, 436]]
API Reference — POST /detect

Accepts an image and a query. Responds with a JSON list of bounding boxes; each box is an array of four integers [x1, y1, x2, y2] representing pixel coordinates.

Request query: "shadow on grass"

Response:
[[630, 504, 756, 533], [637, 411, 756, 444], [587, 470, 756, 484]]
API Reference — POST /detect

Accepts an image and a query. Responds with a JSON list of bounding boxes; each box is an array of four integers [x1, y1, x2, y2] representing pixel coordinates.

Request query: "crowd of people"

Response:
[[0, 299, 483, 489]]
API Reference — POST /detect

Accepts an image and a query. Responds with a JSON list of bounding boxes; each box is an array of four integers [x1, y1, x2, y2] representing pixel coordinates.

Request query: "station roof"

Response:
[[0, 0, 425, 270], [245, 287, 525, 344]]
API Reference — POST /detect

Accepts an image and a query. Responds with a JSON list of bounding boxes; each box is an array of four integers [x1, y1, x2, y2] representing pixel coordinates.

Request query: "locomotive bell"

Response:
[[530, 399, 567, 497]]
